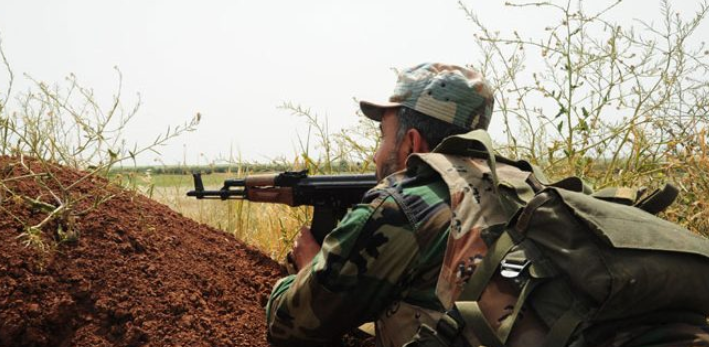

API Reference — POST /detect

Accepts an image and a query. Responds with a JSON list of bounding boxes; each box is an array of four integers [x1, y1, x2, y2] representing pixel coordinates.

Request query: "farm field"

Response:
[[1, 1, 707, 346], [0, 159, 374, 347], [0, 158, 286, 347], [120, 169, 320, 260]]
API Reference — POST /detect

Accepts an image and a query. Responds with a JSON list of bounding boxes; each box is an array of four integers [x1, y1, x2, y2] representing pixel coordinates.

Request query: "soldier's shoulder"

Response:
[[366, 170, 448, 203], [363, 170, 451, 231]]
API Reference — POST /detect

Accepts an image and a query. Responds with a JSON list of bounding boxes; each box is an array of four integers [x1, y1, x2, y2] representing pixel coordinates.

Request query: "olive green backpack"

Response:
[[404, 131, 709, 347]]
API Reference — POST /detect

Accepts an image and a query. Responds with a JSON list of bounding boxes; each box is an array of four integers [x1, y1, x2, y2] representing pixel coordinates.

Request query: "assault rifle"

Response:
[[187, 170, 378, 244]]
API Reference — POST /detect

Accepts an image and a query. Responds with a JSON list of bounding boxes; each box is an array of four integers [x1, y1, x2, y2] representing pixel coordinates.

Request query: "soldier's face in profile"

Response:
[[374, 109, 404, 180]]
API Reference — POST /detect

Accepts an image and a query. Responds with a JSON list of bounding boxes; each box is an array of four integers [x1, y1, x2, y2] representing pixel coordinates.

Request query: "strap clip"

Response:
[[500, 258, 531, 279]]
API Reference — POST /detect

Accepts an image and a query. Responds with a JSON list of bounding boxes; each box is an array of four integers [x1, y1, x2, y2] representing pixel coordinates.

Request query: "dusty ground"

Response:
[[0, 157, 373, 347]]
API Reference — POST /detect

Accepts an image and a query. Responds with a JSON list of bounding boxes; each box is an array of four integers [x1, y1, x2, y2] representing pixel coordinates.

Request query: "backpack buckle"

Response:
[[500, 258, 531, 279]]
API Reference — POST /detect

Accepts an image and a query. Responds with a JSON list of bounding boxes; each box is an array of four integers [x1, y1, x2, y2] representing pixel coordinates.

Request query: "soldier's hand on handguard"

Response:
[[292, 226, 321, 271]]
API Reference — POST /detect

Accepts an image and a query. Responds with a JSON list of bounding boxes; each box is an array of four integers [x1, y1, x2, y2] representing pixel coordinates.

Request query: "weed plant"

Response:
[[461, 0, 709, 236], [144, 0, 709, 260], [0, 37, 199, 251], [144, 105, 378, 260], [2, 0, 706, 260]]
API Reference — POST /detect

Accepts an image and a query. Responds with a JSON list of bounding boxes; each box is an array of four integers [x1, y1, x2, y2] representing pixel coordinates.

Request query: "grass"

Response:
[[1, 0, 707, 258], [125, 170, 311, 260]]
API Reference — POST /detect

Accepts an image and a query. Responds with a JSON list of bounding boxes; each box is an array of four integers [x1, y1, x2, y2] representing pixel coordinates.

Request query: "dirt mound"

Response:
[[0, 157, 304, 347]]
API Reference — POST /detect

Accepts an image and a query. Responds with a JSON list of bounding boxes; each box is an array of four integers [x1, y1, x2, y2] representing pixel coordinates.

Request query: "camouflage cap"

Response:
[[360, 63, 494, 130]]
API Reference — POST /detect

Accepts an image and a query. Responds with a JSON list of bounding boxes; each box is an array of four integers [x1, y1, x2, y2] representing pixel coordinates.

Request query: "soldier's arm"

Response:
[[266, 193, 419, 346]]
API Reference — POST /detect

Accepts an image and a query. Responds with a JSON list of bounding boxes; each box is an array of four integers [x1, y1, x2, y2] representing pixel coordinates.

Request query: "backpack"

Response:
[[403, 130, 709, 347]]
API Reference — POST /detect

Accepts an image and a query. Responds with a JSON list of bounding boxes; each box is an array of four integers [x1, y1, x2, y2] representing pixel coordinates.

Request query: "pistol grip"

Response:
[[310, 206, 347, 245]]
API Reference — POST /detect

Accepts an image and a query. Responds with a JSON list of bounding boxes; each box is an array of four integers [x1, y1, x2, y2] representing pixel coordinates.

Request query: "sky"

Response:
[[0, 0, 707, 166]]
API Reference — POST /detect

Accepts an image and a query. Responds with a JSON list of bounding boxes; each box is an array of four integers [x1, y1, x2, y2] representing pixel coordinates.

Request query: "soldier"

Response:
[[265, 63, 709, 347], [266, 62, 516, 346]]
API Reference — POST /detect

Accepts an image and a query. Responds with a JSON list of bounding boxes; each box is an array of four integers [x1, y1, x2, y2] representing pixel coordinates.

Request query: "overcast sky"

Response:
[[0, 0, 707, 166]]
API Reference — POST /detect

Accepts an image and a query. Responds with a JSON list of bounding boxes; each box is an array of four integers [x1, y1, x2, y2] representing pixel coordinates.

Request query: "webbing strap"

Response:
[[433, 130, 500, 189], [459, 232, 516, 301], [549, 176, 593, 194], [635, 183, 679, 215], [456, 301, 505, 347], [497, 279, 541, 343], [528, 163, 550, 185], [543, 306, 584, 347]]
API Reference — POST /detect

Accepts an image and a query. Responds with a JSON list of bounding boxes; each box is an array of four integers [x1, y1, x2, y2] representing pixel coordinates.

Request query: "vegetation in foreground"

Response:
[[0, 0, 708, 260]]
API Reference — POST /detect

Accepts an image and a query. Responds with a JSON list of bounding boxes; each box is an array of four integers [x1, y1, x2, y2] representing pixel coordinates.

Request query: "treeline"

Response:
[[111, 160, 370, 175], [111, 163, 291, 175]]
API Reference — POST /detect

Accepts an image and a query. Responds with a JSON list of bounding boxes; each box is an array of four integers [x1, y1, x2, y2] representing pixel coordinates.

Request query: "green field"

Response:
[[122, 170, 310, 260]]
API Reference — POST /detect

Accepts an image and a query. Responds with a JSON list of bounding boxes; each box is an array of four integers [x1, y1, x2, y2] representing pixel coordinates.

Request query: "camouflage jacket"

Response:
[[265, 149, 709, 347], [266, 163, 456, 347], [264, 141, 540, 347]]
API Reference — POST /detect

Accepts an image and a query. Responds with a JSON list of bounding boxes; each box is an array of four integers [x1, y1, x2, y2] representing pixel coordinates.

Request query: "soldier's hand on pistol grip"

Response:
[[292, 226, 321, 271]]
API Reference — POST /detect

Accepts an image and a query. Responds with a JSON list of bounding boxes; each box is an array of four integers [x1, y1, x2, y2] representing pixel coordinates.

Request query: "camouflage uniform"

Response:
[[267, 63, 496, 347], [267, 167, 453, 347], [266, 151, 709, 347], [265, 63, 709, 346]]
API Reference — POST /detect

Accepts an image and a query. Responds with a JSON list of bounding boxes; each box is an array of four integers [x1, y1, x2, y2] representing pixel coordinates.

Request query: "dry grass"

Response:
[[2, 0, 707, 258], [147, 178, 309, 260]]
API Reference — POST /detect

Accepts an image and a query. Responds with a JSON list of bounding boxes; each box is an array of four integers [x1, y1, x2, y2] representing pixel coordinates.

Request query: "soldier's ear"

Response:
[[406, 128, 430, 154]]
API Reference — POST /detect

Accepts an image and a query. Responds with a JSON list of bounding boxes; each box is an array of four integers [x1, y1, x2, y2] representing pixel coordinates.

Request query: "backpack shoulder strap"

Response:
[[408, 130, 533, 308], [634, 183, 679, 214], [590, 183, 678, 214], [432, 129, 500, 188]]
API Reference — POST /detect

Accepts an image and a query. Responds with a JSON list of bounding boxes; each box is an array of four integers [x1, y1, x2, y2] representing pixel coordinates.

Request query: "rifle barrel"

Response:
[[186, 189, 246, 200], [187, 172, 377, 203]]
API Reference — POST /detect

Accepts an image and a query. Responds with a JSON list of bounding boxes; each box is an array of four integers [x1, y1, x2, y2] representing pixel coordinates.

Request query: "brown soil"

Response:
[[0, 157, 373, 347]]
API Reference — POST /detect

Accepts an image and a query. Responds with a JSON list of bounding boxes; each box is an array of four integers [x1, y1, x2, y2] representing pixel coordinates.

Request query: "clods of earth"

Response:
[[0, 157, 373, 347]]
